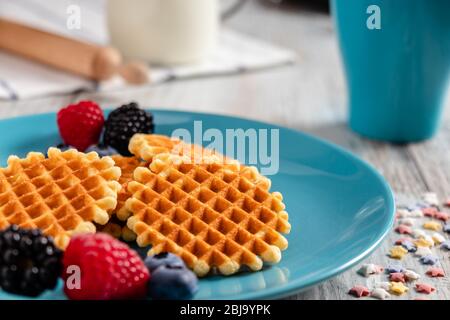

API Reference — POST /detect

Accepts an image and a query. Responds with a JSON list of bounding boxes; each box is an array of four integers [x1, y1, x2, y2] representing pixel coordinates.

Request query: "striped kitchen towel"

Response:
[[0, 0, 296, 100]]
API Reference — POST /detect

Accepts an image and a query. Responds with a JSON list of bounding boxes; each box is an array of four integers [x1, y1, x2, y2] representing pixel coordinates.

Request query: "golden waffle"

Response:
[[126, 153, 290, 276], [129, 134, 232, 164], [0, 147, 121, 249], [111, 155, 148, 221], [98, 220, 137, 242]]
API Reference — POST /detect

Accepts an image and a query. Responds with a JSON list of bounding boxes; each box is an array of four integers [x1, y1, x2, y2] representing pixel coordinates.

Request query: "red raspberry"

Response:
[[57, 100, 104, 151], [62, 233, 150, 300]]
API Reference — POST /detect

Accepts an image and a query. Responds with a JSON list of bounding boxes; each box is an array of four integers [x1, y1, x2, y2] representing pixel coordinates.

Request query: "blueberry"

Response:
[[144, 252, 185, 273], [85, 144, 119, 157], [149, 265, 198, 300]]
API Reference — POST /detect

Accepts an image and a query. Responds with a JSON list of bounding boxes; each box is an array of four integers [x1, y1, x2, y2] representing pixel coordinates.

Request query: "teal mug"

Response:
[[331, 0, 450, 142]]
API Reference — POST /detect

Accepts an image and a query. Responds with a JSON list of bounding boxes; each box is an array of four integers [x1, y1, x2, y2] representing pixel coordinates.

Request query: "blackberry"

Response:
[[103, 102, 154, 156], [0, 225, 62, 297]]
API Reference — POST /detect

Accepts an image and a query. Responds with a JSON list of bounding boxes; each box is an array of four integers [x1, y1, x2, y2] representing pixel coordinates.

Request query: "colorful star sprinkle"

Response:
[[404, 269, 420, 281], [398, 218, 415, 226], [400, 239, 417, 252], [415, 283, 436, 294], [434, 211, 449, 222], [414, 237, 433, 248], [426, 267, 445, 278], [431, 232, 445, 244], [395, 237, 413, 245], [348, 285, 370, 298], [445, 198, 450, 207], [443, 224, 450, 234], [347, 192, 449, 301], [374, 282, 392, 291], [370, 288, 391, 300], [395, 224, 412, 235], [412, 228, 427, 239], [423, 221, 442, 231], [385, 264, 405, 274], [423, 192, 439, 207], [441, 240, 450, 251], [396, 209, 410, 218], [389, 246, 408, 259], [422, 207, 438, 218], [415, 247, 432, 257], [389, 282, 408, 295], [419, 255, 438, 265], [357, 263, 384, 277], [409, 209, 424, 218], [389, 272, 406, 283]]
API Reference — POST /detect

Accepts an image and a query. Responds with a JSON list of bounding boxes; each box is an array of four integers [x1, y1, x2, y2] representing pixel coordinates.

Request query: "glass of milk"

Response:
[[108, 0, 244, 65]]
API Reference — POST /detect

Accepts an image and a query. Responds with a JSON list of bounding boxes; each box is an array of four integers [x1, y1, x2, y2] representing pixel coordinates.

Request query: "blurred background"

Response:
[[0, 0, 328, 99], [0, 0, 449, 141], [0, 0, 329, 99]]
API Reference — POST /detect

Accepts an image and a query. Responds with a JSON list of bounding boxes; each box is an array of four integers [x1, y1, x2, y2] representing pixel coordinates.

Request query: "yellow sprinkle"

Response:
[[389, 282, 409, 295], [389, 246, 408, 259], [423, 221, 442, 231], [414, 238, 433, 248]]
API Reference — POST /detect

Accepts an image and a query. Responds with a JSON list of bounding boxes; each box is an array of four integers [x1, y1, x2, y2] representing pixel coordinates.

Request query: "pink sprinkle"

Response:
[[423, 207, 438, 217], [389, 272, 406, 283], [348, 285, 370, 298], [415, 283, 436, 294], [426, 267, 445, 277], [395, 224, 412, 235], [434, 211, 450, 222]]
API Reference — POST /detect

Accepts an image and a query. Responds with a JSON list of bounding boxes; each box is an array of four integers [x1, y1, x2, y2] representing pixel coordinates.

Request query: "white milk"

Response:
[[107, 0, 219, 65]]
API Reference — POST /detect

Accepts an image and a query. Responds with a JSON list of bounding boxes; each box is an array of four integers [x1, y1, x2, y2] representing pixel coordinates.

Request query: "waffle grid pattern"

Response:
[[129, 134, 234, 165], [126, 154, 290, 276], [111, 155, 148, 221], [0, 148, 121, 249]]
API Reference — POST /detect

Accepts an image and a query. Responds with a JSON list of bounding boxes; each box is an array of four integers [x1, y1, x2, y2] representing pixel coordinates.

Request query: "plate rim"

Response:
[[0, 109, 396, 300]]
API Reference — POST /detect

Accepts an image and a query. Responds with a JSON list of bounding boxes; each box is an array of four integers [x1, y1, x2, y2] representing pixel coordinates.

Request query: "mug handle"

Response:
[[221, 0, 247, 20]]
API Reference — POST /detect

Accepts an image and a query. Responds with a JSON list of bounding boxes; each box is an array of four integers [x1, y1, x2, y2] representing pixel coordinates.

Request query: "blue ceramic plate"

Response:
[[0, 110, 395, 300]]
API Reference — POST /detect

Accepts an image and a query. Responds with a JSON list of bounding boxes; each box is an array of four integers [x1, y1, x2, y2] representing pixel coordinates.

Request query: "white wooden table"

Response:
[[0, 0, 449, 299]]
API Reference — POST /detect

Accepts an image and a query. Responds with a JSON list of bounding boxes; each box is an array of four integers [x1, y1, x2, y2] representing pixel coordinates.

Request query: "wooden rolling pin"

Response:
[[0, 18, 122, 81]]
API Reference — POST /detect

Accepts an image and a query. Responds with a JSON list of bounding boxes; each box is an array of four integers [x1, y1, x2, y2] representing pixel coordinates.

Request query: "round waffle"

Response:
[[111, 155, 148, 221], [0, 148, 121, 249], [126, 153, 290, 276], [129, 133, 232, 164]]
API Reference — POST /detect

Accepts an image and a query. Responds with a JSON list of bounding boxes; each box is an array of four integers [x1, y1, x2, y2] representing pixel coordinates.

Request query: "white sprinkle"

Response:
[[412, 228, 427, 239], [421, 234, 435, 246], [358, 263, 383, 277], [423, 192, 439, 207], [371, 287, 391, 300], [398, 218, 415, 226], [396, 209, 411, 218], [431, 232, 446, 244], [374, 281, 391, 291], [409, 209, 424, 218], [415, 247, 432, 257], [404, 269, 420, 281]]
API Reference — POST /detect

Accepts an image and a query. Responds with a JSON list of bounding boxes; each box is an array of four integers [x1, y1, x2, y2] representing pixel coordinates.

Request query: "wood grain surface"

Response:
[[0, 0, 449, 299]]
